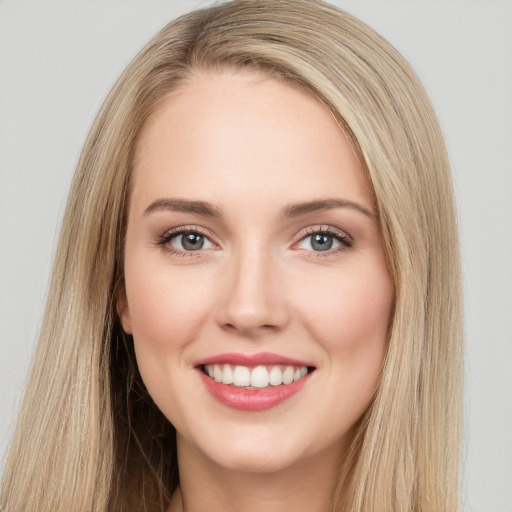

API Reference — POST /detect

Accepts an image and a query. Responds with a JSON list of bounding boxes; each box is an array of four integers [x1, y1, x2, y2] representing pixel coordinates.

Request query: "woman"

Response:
[[0, 1, 463, 511]]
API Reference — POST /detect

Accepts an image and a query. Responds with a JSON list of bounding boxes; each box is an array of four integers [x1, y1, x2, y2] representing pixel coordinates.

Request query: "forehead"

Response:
[[130, 70, 372, 216]]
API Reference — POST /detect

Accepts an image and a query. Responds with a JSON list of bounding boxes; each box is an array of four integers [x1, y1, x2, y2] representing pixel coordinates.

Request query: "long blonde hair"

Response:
[[1, 1, 463, 511]]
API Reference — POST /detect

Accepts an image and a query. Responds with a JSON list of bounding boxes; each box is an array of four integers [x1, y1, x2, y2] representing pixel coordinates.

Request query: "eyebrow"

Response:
[[280, 198, 375, 220], [143, 197, 374, 220], [144, 198, 222, 217]]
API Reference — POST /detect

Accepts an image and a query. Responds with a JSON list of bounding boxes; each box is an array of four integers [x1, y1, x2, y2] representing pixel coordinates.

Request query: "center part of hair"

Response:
[[203, 364, 310, 389]]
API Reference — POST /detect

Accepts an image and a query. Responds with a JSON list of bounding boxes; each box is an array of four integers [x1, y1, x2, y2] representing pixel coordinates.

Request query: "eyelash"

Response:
[[156, 225, 352, 259]]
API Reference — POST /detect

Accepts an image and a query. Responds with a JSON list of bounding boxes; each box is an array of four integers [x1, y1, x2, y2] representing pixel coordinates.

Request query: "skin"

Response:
[[118, 70, 394, 512]]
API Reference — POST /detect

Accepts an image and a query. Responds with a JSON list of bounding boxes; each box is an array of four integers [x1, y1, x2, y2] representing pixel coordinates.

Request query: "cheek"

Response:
[[300, 263, 393, 432], [294, 260, 393, 368], [123, 255, 219, 423], [123, 254, 214, 361]]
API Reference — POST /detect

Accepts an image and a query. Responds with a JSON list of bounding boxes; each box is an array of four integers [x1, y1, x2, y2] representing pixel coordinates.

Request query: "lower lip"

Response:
[[198, 371, 310, 411]]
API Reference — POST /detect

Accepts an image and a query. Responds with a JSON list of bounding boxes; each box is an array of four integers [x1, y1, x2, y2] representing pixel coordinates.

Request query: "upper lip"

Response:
[[194, 352, 313, 367]]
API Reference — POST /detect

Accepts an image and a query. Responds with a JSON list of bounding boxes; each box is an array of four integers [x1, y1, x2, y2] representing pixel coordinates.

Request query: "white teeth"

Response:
[[233, 365, 251, 387], [269, 366, 283, 386], [282, 366, 294, 385], [213, 364, 223, 382], [204, 363, 310, 388], [222, 364, 234, 384], [251, 366, 269, 388]]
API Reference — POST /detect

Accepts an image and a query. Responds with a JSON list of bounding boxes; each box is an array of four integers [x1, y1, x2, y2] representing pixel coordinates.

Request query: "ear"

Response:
[[116, 285, 133, 335]]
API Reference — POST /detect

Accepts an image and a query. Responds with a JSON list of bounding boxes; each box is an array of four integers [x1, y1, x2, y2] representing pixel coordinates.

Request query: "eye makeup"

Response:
[[155, 224, 353, 259], [292, 226, 352, 259], [155, 225, 216, 257]]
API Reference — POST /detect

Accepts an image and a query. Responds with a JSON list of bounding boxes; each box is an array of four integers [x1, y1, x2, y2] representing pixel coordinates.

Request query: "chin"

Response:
[[211, 444, 301, 474], [185, 425, 309, 474]]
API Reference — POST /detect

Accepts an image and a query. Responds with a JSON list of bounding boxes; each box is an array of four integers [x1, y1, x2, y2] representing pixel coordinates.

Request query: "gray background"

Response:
[[1, 1, 511, 510]]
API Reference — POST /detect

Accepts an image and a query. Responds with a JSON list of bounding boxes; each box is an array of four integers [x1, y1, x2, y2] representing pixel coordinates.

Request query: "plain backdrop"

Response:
[[0, 1, 511, 511]]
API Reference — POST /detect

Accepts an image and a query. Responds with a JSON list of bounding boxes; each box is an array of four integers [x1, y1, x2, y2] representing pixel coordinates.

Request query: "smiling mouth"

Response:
[[201, 364, 315, 390]]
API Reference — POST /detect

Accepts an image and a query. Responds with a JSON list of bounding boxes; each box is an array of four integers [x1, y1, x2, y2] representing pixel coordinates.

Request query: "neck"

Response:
[[168, 433, 348, 512]]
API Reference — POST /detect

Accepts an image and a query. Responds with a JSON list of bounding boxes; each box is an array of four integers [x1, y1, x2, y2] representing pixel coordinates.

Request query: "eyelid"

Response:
[[159, 225, 216, 240], [291, 225, 353, 256], [293, 225, 352, 244]]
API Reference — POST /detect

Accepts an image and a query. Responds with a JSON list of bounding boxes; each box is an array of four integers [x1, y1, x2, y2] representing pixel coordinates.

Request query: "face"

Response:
[[119, 70, 394, 474]]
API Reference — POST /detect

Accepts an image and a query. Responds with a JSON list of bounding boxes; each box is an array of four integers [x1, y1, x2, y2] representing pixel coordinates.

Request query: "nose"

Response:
[[214, 246, 290, 337]]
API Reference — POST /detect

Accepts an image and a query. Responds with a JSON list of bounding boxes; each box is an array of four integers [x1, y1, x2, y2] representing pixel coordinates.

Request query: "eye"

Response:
[[171, 232, 214, 251], [157, 227, 216, 254], [295, 227, 352, 254]]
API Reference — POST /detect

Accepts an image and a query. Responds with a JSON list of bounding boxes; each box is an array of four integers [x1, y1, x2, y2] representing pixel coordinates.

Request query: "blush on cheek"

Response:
[[305, 282, 391, 351], [126, 263, 215, 352]]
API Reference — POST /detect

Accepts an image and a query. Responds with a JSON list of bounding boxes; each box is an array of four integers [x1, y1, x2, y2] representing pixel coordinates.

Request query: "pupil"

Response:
[[312, 233, 332, 251], [183, 233, 203, 251]]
